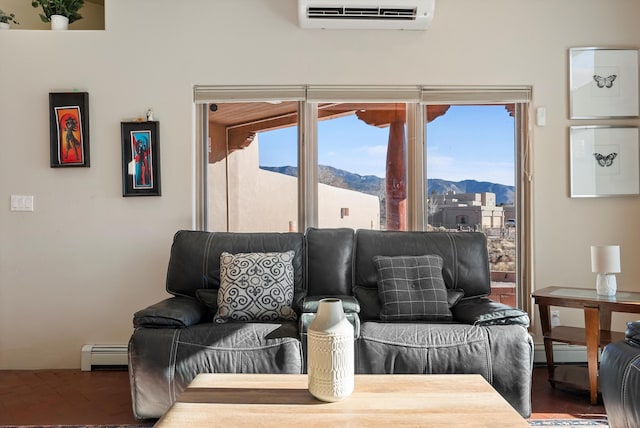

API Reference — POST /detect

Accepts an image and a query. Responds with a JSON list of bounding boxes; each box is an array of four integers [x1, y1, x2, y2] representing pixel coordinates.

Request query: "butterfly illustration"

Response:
[[593, 152, 618, 167], [593, 74, 617, 88]]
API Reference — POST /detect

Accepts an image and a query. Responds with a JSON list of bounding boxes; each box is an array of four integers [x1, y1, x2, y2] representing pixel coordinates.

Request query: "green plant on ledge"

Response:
[[0, 9, 19, 24], [31, 0, 84, 24]]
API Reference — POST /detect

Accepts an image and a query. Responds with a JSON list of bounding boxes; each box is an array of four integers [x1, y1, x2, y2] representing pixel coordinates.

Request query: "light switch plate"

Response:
[[536, 107, 546, 126], [10, 195, 34, 212]]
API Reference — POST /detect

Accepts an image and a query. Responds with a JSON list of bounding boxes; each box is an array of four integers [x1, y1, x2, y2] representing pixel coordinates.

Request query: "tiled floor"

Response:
[[0, 369, 146, 426], [0, 366, 607, 426]]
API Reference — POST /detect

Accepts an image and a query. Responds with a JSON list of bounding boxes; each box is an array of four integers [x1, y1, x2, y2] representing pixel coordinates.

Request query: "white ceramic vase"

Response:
[[0, 22, 10, 30], [51, 15, 69, 31], [307, 298, 354, 402]]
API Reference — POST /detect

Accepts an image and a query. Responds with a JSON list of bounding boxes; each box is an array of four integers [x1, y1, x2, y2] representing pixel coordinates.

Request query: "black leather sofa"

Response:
[[600, 321, 640, 428], [128, 228, 533, 419]]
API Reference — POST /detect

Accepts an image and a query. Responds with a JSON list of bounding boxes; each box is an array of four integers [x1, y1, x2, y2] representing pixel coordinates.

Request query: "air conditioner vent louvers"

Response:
[[307, 6, 417, 21], [298, 0, 435, 30]]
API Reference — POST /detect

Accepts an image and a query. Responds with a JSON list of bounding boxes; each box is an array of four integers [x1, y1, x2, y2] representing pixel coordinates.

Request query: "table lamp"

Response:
[[590, 245, 621, 296]]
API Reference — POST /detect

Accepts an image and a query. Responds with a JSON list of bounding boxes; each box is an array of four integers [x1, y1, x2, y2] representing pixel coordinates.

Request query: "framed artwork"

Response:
[[121, 121, 161, 197], [49, 92, 90, 167], [570, 126, 640, 197], [569, 47, 639, 119]]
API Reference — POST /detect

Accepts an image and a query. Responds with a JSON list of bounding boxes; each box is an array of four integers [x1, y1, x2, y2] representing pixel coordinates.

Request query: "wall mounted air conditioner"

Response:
[[298, 0, 435, 30]]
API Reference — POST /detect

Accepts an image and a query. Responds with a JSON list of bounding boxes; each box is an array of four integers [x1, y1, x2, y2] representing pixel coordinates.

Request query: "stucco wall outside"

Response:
[[210, 136, 379, 232]]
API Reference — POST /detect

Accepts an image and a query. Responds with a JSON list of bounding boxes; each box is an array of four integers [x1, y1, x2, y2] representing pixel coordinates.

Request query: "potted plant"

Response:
[[31, 0, 84, 30], [0, 9, 19, 29]]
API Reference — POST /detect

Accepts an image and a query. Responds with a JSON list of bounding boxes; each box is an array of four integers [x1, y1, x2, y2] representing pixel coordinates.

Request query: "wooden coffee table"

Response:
[[155, 373, 529, 427]]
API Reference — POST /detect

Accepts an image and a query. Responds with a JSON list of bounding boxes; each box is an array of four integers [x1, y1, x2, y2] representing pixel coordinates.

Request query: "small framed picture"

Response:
[[569, 47, 639, 119], [121, 121, 161, 197], [49, 92, 90, 167], [570, 126, 640, 197]]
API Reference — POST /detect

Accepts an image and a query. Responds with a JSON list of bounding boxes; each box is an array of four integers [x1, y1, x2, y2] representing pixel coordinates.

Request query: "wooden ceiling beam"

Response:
[[224, 113, 298, 153], [209, 103, 463, 162], [356, 104, 452, 127], [217, 106, 363, 156]]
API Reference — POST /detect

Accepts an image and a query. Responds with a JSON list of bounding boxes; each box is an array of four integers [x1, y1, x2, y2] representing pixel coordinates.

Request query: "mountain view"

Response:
[[261, 165, 515, 205], [427, 178, 515, 205]]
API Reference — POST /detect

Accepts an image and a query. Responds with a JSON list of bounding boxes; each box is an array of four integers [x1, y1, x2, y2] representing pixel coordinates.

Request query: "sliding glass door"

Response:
[[194, 85, 532, 311], [425, 104, 517, 306], [315, 103, 408, 231], [205, 100, 301, 232]]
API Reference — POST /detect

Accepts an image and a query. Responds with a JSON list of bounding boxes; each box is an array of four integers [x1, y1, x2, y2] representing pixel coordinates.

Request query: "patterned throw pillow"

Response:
[[214, 251, 297, 323], [373, 254, 452, 322]]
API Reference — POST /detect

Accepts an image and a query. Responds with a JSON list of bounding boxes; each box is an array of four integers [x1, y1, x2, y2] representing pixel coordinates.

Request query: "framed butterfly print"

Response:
[[570, 126, 640, 197], [569, 47, 639, 119]]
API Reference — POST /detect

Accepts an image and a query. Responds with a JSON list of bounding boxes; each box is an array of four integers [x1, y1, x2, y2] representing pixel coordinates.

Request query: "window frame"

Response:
[[421, 87, 532, 311], [194, 85, 533, 313]]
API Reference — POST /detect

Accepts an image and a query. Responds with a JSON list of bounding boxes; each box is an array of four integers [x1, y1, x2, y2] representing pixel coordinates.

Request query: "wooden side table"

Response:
[[532, 286, 640, 404]]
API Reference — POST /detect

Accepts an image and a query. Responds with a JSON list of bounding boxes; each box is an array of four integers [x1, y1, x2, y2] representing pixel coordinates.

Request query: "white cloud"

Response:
[[427, 155, 455, 168], [356, 145, 387, 157], [427, 159, 515, 186]]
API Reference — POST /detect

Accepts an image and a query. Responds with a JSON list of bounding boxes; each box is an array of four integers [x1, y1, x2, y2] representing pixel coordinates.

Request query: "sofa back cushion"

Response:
[[354, 230, 490, 319], [306, 227, 354, 297], [166, 230, 306, 310]]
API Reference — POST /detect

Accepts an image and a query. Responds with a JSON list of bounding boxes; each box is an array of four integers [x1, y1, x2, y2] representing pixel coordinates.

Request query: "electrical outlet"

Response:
[[550, 310, 561, 328]]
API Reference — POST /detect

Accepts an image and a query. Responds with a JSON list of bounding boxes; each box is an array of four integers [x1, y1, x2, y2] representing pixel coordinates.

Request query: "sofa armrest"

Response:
[[626, 321, 640, 346], [452, 297, 530, 327], [133, 296, 208, 328], [302, 295, 360, 314]]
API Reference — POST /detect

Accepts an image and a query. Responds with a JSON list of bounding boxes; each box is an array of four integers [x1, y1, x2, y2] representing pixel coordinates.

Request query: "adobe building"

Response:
[[429, 191, 509, 230]]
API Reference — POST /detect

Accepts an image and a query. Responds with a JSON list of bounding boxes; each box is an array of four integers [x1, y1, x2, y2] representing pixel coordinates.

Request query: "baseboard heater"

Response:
[[79, 343, 587, 371], [81, 344, 128, 371], [533, 343, 593, 364]]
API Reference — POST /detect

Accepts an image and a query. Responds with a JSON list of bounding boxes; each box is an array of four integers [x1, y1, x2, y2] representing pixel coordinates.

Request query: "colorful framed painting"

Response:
[[49, 92, 90, 167], [570, 126, 640, 197], [121, 121, 161, 197], [569, 47, 640, 119]]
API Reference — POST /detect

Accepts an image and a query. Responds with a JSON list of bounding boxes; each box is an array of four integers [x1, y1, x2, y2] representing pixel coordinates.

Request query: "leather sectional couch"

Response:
[[128, 228, 533, 419], [600, 321, 640, 428]]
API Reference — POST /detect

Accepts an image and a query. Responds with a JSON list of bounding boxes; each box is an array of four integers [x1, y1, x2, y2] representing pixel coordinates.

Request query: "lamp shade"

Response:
[[591, 245, 621, 273]]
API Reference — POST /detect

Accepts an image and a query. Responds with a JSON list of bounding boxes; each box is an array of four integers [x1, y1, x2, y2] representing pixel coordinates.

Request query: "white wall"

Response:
[[1, 0, 640, 368]]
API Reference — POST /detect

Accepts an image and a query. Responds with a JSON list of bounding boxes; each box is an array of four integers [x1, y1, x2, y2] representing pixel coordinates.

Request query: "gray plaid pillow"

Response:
[[373, 254, 452, 321]]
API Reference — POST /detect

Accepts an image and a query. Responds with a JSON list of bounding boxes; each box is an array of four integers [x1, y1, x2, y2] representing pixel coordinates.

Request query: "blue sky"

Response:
[[258, 105, 515, 186]]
